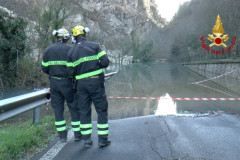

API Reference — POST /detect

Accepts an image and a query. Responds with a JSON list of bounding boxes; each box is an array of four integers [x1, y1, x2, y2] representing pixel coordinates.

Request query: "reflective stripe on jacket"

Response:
[[42, 41, 71, 77], [67, 38, 110, 79]]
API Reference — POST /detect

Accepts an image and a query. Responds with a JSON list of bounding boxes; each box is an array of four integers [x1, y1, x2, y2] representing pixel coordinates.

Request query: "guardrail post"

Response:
[[33, 107, 40, 125]]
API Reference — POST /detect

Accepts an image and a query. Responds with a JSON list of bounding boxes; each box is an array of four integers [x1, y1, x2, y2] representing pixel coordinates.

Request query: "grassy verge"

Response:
[[0, 116, 57, 160]]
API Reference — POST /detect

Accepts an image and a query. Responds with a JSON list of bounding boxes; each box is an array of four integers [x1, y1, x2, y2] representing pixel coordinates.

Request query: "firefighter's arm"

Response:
[[41, 50, 49, 74], [66, 47, 77, 77], [97, 45, 110, 68]]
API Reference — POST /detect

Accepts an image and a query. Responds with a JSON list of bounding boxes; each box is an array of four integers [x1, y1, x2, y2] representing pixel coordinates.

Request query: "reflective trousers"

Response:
[[50, 77, 80, 138], [77, 76, 109, 143]]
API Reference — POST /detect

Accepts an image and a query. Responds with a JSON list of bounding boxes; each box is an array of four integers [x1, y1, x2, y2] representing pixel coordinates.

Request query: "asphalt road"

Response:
[[38, 113, 240, 160]]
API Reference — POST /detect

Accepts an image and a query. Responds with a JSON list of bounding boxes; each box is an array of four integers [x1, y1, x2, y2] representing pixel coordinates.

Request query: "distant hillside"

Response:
[[159, 0, 240, 62]]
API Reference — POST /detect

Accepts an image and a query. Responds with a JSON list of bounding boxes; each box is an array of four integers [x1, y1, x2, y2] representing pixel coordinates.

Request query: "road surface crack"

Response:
[[163, 118, 176, 159], [150, 137, 164, 160]]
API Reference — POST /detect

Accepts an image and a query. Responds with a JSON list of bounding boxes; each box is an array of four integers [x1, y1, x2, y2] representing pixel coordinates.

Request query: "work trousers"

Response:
[[50, 77, 80, 138], [77, 76, 109, 143]]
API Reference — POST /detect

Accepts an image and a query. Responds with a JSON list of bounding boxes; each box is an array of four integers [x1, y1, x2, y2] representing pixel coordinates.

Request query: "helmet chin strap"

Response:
[[57, 37, 65, 43], [75, 35, 86, 42]]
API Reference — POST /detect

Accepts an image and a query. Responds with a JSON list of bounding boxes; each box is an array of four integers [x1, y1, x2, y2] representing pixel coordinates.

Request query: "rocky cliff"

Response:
[[0, 0, 166, 63]]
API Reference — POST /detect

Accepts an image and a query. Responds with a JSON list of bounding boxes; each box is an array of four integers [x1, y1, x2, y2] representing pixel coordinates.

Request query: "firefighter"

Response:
[[67, 26, 110, 148], [42, 28, 81, 142]]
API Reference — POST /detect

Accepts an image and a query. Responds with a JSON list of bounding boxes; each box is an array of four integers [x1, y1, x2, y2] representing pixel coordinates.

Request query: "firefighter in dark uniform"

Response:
[[67, 26, 110, 148], [42, 28, 81, 142]]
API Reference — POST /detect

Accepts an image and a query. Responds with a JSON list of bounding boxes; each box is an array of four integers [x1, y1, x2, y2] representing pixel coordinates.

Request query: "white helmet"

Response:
[[52, 28, 70, 39]]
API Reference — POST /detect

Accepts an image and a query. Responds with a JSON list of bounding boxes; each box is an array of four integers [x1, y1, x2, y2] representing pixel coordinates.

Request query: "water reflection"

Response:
[[1, 62, 240, 123], [103, 62, 240, 120]]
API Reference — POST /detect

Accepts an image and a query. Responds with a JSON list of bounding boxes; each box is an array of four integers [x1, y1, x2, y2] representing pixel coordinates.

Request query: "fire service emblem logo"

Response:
[[200, 14, 237, 54], [208, 14, 228, 47]]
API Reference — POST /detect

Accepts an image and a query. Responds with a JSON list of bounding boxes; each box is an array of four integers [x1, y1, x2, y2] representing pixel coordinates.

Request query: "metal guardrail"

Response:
[[0, 89, 50, 122], [0, 72, 117, 123], [104, 72, 117, 80]]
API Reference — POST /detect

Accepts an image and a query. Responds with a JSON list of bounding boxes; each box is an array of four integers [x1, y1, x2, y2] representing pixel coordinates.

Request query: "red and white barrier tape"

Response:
[[107, 96, 240, 101]]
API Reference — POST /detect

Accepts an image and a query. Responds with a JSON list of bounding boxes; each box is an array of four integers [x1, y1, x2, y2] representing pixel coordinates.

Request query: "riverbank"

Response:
[[181, 58, 240, 65], [182, 59, 240, 95]]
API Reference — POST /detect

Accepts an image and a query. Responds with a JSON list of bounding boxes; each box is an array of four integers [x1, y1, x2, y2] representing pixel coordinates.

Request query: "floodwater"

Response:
[[0, 88, 33, 100], [105, 62, 240, 120], [1, 62, 240, 124]]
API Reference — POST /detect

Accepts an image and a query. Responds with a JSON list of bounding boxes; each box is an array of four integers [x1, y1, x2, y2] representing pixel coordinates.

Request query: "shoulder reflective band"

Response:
[[97, 124, 109, 129], [81, 129, 92, 135], [55, 120, 66, 126], [98, 130, 109, 135], [80, 124, 92, 129], [69, 51, 107, 67], [73, 55, 99, 67], [42, 60, 67, 67], [76, 69, 103, 80], [57, 126, 67, 131], [98, 51, 106, 58]]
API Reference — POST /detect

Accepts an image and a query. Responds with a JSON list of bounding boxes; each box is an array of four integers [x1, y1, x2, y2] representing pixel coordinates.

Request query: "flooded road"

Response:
[[105, 62, 240, 120], [1, 62, 240, 123], [42, 62, 240, 160]]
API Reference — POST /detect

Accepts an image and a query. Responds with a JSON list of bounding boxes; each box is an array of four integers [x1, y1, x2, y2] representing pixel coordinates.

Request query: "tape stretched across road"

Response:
[[107, 96, 240, 101]]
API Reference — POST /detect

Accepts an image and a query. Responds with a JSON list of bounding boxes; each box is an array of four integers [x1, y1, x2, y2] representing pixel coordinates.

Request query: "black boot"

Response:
[[98, 139, 111, 147], [59, 130, 67, 142], [74, 131, 82, 141], [84, 137, 93, 148]]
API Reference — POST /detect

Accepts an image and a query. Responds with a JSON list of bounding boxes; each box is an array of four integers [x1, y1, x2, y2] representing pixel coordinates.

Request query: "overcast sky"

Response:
[[155, 0, 190, 21]]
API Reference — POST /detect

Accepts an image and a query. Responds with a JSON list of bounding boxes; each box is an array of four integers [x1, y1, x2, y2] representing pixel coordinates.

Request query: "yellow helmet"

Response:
[[72, 26, 85, 36], [52, 28, 70, 39], [72, 26, 90, 37]]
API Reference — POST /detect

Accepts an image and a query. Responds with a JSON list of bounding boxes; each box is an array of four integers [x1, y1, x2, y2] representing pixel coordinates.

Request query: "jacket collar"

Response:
[[76, 37, 87, 43], [56, 40, 63, 43]]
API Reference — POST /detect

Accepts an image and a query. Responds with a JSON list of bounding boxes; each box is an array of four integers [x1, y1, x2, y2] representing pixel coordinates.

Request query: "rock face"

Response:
[[66, 0, 165, 62], [0, 0, 165, 62]]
